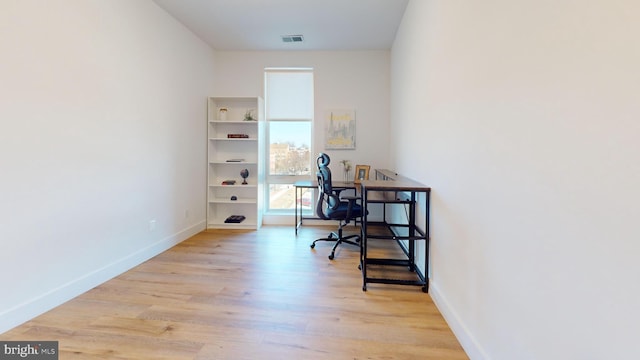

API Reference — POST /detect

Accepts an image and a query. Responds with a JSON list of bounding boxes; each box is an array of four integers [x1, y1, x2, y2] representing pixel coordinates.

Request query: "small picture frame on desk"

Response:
[[354, 165, 370, 183]]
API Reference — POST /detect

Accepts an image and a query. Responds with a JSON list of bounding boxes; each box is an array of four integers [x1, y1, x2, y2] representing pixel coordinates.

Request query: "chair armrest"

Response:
[[341, 195, 360, 221], [332, 188, 345, 197]]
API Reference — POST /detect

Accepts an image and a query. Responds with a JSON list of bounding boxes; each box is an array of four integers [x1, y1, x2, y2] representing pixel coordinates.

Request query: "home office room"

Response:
[[2, 0, 639, 359]]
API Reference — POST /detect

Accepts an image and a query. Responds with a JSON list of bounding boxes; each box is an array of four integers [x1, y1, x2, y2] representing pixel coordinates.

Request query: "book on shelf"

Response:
[[221, 180, 236, 185], [227, 134, 249, 138], [224, 215, 246, 223], [226, 159, 245, 162]]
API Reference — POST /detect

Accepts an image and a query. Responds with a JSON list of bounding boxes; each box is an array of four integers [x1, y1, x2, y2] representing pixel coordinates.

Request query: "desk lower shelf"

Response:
[[360, 221, 428, 292], [359, 176, 431, 293]]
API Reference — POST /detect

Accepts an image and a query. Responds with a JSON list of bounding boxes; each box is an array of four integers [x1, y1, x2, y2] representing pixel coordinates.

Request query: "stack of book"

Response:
[[224, 215, 246, 223], [227, 134, 249, 138]]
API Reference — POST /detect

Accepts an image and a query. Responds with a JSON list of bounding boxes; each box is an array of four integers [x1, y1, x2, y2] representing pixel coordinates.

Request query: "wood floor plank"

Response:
[[1, 226, 468, 359]]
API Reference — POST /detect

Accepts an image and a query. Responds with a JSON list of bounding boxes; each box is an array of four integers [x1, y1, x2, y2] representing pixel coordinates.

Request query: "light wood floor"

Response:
[[1, 226, 468, 359]]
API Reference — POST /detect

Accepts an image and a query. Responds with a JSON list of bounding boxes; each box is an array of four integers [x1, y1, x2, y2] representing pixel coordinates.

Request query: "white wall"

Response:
[[0, 0, 213, 333], [213, 51, 391, 180], [391, 0, 640, 359]]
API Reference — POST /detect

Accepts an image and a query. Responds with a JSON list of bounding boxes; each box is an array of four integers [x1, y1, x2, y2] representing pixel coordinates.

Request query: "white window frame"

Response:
[[264, 68, 314, 213]]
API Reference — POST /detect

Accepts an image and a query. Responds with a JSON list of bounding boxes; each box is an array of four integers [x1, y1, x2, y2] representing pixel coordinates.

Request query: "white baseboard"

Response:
[[0, 220, 206, 334], [429, 281, 490, 360]]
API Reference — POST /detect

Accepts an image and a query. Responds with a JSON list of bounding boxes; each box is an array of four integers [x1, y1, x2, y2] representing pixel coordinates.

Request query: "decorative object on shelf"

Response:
[[244, 109, 255, 121], [354, 164, 371, 183], [240, 169, 249, 185], [219, 107, 228, 121], [325, 109, 356, 149], [340, 159, 352, 182], [230, 195, 237, 201]]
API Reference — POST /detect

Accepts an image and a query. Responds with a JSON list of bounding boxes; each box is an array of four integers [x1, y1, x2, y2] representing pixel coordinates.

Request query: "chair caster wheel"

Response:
[[328, 254, 334, 260], [310, 244, 315, 249]]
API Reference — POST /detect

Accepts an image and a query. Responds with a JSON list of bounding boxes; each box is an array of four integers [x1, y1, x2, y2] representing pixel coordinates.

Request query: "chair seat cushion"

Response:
[[326, 201, 363, 220]]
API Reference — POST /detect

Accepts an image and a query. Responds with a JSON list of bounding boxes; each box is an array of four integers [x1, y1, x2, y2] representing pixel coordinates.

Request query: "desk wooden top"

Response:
[[294, 169, 428, 192], [360, 178, 430, 192], [294, 180, 358, 189]]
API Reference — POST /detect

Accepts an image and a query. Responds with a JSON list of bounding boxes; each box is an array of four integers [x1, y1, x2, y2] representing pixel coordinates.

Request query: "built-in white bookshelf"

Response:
[[207, 97, 264, 229]]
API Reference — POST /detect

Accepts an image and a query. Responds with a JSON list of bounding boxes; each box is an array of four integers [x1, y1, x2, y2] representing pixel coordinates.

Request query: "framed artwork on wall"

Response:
[[325, 109, 356, 149]]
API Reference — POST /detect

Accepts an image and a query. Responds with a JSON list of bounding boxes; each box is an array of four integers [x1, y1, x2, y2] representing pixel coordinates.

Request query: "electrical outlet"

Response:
[[149, 220, 156, 231]]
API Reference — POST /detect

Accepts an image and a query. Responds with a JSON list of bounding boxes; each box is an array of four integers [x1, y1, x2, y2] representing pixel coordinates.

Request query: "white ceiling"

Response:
[[152, 0, 409, 51]]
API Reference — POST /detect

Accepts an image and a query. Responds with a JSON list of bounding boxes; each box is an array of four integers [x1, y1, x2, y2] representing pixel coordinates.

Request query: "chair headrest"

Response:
[[317, 153, 330, 167]]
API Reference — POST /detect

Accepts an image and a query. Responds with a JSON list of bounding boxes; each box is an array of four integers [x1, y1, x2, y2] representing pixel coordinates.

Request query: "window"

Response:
[[264, 69, 314, 212]]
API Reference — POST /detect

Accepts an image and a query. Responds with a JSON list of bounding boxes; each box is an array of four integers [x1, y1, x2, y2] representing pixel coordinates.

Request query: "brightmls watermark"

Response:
[[0, 342, 58, 359]]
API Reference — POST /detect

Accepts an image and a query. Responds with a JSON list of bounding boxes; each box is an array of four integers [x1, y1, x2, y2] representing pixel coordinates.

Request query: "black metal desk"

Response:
[[294, 180, 357, 235], [359, 173, 431, 292]]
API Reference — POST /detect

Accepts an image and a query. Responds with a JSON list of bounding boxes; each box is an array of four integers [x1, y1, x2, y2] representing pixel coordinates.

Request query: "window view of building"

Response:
[[269, 136, 310, 175]]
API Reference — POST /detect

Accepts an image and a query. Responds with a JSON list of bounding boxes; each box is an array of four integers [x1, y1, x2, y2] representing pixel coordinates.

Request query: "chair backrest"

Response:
[[315, 153, 340, 220]]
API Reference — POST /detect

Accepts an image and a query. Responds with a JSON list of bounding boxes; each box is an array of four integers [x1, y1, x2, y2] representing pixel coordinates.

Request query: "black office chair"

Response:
[[310, 153, 364, 260]]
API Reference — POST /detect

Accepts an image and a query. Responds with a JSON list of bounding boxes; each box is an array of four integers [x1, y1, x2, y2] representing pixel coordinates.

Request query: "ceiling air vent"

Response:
[[281, 34, 304, 43]]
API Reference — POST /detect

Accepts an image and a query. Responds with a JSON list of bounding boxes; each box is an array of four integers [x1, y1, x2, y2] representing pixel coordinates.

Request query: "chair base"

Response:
[[310, 230, 360, 260]]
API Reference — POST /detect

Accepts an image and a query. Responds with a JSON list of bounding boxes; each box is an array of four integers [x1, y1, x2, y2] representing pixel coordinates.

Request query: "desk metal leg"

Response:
[[424, 190, 430, 292], [361, 190, 368, 291], [408, 192, 416, 272], [295, 186, 300, 235]]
